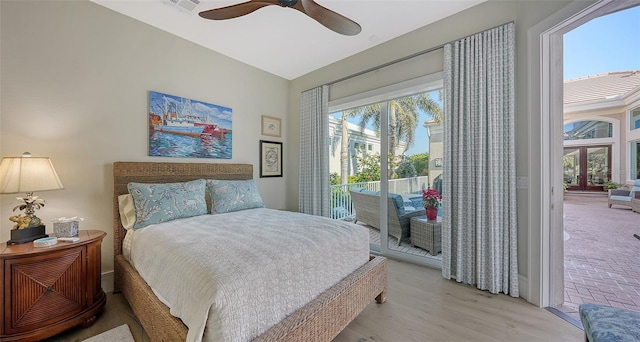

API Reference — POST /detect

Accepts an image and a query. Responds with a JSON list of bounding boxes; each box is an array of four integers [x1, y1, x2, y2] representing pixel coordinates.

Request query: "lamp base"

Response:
[[7, 225, 48, 245]]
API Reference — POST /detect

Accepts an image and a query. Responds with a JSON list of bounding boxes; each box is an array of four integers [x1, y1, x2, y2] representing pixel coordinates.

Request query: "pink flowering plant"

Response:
[[422, 188, 442, 208]]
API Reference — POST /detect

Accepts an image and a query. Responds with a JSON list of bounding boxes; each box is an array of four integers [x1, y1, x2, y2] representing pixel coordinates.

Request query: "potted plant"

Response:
[[422, 188, 442, 221], [604, 181, 621, 190]]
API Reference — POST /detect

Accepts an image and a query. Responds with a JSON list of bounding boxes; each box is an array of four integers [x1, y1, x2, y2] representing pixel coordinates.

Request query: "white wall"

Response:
[[0, 1, 289, 276]]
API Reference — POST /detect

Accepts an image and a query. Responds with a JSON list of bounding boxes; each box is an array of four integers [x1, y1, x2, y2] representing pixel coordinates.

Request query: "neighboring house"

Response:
[[328, 117, 407, 177], [425, 120, 443, 185], [563, 70, 640, 191]]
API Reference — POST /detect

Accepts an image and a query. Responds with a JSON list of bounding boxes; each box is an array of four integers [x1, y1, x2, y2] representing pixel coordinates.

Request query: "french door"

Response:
[[563, 145, 611, 191]]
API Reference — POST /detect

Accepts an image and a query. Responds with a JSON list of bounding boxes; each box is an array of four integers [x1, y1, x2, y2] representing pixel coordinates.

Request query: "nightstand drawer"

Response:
[[4, 246, 86, 334]]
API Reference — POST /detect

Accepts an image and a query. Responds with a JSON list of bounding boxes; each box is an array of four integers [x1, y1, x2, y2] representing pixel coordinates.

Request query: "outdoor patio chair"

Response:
[[350, 189, 424, 245], [608, 179, 640, 210], [632, 190, 640, 214]]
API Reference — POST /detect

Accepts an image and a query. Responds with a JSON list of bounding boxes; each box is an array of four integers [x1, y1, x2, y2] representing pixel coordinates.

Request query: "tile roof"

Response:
[[564, 70, 640, 105]]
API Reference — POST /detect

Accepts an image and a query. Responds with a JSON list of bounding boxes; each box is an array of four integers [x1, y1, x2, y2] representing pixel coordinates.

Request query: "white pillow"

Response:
[[118, 194, 136, 230]]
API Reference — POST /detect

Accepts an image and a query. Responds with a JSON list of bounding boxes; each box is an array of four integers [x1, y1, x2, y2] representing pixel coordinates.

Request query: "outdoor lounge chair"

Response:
[[632, 190, 640, 214], [608, 179, 640, 210], [350, 189, 424, 245]]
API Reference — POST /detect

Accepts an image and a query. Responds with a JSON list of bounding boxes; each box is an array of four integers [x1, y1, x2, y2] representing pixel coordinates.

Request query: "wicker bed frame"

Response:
[[112, 161, 387, 341]]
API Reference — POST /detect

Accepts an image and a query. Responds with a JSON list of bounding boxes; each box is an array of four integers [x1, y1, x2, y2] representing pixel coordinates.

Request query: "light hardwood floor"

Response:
[[45, 258, 583, 342]]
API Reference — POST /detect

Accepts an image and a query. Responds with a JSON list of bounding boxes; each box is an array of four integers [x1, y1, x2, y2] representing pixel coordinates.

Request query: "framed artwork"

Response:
[[260, 140, 283, 178], [261, 115, 281, 137], [148, 91, 233, 159], [434, 158, 443, 167]]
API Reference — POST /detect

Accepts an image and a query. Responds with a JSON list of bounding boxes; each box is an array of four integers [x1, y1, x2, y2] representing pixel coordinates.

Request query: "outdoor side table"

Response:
[[410, 216, 442, 255]]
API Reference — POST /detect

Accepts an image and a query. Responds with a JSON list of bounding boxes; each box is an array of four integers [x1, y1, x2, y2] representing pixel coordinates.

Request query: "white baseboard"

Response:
[[519, 274, 530, 303], [102, 270, 114, 294]]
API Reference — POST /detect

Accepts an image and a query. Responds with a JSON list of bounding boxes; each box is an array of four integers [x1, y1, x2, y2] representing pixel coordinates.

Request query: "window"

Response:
[[628, 107, 640, 180], [631, 106, 640, 130], [563, 120, 612, 140], [632, 140, 640, 180], [327, 73, 444, 267]]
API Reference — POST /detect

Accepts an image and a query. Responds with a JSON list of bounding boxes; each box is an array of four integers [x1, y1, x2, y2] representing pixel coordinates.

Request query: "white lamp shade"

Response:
[[0, 156, 64, 194]]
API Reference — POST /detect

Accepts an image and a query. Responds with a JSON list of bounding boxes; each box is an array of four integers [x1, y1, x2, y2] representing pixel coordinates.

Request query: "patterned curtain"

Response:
[[299, 85, 330, 217], [442, 22, 519, 296]]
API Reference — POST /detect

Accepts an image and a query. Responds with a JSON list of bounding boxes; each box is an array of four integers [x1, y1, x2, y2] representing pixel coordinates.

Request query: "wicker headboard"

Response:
[[112, 162, 253, 257]]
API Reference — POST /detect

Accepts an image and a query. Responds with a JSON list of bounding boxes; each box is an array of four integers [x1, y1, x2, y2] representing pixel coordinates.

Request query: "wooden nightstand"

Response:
[[1, 230, 107, 341]]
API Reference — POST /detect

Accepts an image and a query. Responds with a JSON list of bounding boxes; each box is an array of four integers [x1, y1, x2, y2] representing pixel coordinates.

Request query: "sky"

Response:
[[334, 5, 640, 157], [563, 6, 640, 81]]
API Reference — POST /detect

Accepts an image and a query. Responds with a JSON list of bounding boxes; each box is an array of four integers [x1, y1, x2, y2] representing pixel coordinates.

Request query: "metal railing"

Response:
[[330, 176, 429, 220]]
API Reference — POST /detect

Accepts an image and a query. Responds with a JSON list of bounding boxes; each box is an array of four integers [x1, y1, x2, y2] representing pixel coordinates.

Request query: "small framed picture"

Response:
[[261, 115, 281, 137], [260, 140, 283, 178]]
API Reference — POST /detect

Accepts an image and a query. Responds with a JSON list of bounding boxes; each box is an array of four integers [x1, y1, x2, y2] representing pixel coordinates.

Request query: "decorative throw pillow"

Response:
[[388, 193, 406, 216], [127, 179, 207, 230], [117, 194, 136, 230], [207, 179, 264, 214]]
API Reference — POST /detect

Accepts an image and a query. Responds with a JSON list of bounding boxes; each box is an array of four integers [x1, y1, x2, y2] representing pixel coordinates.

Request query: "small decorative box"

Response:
[[52, 217, 82, 237], [34, 237, 58, 248]]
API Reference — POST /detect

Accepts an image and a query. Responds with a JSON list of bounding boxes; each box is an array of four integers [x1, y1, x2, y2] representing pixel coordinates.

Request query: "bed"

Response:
[[112, 161, 387, 341]]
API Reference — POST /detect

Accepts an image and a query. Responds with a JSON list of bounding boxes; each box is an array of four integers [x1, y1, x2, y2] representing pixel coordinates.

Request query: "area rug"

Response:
[[82, 324, 134, 342]]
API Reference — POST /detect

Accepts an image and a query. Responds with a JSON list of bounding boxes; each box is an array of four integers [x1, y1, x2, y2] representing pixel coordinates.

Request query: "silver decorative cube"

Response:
[[52, 218, 80, 237]]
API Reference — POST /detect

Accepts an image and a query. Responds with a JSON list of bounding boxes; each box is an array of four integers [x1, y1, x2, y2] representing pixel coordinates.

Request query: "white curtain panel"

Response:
[[442, 22, 519, 296], [299, 85, 330, 217]]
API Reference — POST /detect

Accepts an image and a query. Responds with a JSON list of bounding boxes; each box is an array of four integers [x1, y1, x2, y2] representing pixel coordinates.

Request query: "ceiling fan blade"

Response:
[[300, 0, 361, 36], [199, 1, 278, 20]]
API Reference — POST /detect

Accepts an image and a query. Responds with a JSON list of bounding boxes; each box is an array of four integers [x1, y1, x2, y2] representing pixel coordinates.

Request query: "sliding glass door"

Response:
[[384, 92, 442, 263], [327, 75, 444, 266], [328, 101, 385, 252]]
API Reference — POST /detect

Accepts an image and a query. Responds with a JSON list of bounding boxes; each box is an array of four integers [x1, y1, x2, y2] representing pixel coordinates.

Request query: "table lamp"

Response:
[[0, 152, 64, 244]]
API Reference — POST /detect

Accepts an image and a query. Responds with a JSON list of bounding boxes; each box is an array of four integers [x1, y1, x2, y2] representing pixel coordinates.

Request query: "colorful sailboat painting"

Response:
[[148, 91, 232, 159]]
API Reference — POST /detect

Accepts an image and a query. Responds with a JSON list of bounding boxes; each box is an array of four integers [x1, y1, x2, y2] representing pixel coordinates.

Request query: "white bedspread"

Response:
[[127, 208, 370, 342]]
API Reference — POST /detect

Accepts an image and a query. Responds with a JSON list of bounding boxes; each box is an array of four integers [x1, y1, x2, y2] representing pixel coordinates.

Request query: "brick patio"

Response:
[[557, 192, 640, 323]]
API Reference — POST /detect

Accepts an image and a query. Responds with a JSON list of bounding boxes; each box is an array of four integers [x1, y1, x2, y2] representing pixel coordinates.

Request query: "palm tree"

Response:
[[338, 91, 442, 182], [358, 93, 442, 178], [418, 90, 444, 125]]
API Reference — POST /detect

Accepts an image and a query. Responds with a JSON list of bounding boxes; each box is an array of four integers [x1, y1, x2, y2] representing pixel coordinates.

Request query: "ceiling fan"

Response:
[[198, 0, 361, 36]]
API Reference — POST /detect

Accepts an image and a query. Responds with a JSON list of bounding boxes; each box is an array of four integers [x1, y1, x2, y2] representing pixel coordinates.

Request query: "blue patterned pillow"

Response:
[[128, 179, 207, 230], [206, 179, 264, 214]]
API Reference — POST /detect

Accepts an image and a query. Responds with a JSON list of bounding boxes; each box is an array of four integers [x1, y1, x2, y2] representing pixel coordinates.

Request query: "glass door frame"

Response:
[[563, 145, 611, 191]]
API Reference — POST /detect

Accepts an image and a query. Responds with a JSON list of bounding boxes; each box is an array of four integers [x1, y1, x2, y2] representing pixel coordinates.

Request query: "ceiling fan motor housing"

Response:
[[278, 0, 298, 7]]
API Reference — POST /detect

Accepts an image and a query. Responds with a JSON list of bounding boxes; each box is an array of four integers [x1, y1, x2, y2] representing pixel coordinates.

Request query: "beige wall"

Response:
[[286, 0, 585, 301], [0, 1, 289, 278]]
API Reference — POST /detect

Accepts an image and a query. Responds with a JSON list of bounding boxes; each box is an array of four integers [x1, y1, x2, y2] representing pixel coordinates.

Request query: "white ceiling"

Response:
[[90, 0, 485, 80]]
